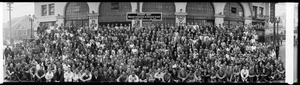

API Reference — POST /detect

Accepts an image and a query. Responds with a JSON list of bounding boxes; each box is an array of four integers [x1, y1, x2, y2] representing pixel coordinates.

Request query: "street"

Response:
[[294, 44, 298, 83]]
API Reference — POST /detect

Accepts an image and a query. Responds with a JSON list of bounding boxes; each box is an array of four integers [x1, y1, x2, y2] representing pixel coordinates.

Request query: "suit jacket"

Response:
[[54, 71, 64, 82], [91, 75, 101, 82]]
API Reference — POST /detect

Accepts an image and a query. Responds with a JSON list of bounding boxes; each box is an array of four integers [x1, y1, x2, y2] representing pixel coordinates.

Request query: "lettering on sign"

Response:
[[127, 12, 162, 21], [177, 15, 185, 23], [66, 16, 89, 20], [89, 16, 98, 19]]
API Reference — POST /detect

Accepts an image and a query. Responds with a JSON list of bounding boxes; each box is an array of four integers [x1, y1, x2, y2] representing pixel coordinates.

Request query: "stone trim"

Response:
[[175, 12, 187, 16], [214, 14, 225, 18]]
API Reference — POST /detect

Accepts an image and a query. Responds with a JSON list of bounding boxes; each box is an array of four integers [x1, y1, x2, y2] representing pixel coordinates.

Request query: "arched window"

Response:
[[65, 2, 89, 27], [99, 2, 132, 26], [223, 2, 244, 27], [142, 2, 176, 26], [186, 2, 215, 26]]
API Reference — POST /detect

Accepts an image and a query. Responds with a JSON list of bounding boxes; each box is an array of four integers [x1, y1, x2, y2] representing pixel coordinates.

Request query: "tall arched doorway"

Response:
[[223, 2, 244, 27], [98, 2, 132, 26], [142, 2, 176, 26], [64, 2, 89, 27], [186, 2, 215, 26]]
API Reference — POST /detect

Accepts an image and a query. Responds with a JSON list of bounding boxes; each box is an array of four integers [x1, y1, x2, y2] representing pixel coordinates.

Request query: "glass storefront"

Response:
[[98, 2, 132, 26], [142, 2, 176, 26], [186, 2, 215, 26], [223, 2, 244, 27], [65, 2, 89, 27]]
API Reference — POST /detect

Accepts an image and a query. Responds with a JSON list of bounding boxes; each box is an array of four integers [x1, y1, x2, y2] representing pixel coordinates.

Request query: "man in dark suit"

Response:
[[4, 46, 11, 59], [53, 67, 64, 82], [275, 45, 279, 59], [91, 70, 101, 82]]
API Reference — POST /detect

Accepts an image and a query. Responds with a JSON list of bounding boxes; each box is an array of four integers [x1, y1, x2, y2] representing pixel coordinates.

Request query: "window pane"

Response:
[[111, 2, 119, 10], [142, 2, 176, 24], [259, 7, 264, 16], [186, 2, 214, 18], [49, 4, 55, 15], [65, 2, 89, 20], [99, 2, 131, 23], [231, 7, 237, 13], [41, 5, 47, 16], [224, 2, 244, 26]]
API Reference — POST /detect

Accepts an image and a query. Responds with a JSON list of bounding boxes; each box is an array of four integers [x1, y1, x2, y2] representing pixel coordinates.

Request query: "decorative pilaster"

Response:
[[88, 13, 99, 27], [175, 12, 187, 26]]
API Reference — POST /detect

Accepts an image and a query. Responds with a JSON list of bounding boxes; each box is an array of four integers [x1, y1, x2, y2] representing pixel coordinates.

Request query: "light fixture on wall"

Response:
[[218, 12, 222, 15]]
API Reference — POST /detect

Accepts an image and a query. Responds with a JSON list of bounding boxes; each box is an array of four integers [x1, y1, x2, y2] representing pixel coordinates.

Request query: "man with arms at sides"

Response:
[[233, 64, 240, 83], [226, 64, 233, 83], [248, 65, 255, 83]]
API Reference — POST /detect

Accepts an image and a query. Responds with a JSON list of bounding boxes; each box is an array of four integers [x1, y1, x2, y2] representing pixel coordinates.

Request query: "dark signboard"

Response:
[[127, 12, 162, 21]]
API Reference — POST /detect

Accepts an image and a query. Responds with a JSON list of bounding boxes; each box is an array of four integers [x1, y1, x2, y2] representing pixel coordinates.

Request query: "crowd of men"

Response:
[[4, 23, 285, 83]]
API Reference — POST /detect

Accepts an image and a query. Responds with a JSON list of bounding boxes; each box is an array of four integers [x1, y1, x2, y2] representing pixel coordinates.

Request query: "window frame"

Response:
[[231, 7, 237, 13], [41, 5, 47, 16], [48, 4, 55, 15], [111, 2, 119, 10], [259, 7, 264, 17], [253, 6, 258, 17]]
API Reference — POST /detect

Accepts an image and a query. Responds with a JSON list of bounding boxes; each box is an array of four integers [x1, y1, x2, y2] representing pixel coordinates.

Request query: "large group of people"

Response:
[[4, 22, 285, 83]]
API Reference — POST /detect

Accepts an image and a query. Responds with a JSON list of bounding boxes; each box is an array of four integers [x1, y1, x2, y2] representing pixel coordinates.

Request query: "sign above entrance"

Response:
[[65, 16, 89, 20], [126, 12, 162, 21]]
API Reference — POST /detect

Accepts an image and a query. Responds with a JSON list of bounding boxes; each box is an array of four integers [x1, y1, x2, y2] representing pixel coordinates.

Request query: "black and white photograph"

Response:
[[1, 2, 298, 84]]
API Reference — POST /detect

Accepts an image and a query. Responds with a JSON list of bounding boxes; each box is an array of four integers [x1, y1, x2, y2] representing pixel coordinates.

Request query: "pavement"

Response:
[[294, 44, 298, 83], [279, 41, 286, 68]]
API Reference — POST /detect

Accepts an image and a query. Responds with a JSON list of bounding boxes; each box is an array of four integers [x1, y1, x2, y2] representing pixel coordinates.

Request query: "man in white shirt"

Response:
[[128, 71, 139, 82], [62, 53, 68, 61], [45, 69, 54, 82], [36, 63, 41, 71], [64, 68, 73, 82], [154, 68, 165, 82], [240, 66, 249, 82]]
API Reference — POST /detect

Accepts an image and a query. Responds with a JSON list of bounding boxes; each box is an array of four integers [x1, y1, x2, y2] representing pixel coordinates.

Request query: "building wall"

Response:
[[295, 4, 298, 30], [252, 3, 267, 17], [35, 2, 270, 27], [34, 2, 58, 23]]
